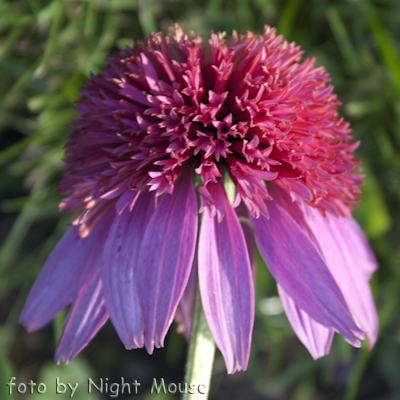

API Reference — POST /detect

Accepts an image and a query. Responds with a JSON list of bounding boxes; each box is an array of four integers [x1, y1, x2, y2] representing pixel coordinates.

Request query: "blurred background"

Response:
[[1, 0, 400, 399]]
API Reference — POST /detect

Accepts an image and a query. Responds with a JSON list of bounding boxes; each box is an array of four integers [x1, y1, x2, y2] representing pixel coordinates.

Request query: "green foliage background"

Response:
[[1, 0, 400, 399]]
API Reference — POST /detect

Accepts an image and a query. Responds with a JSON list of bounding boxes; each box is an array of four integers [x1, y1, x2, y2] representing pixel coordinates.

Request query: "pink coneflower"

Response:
[[20, 25, 378, 374]]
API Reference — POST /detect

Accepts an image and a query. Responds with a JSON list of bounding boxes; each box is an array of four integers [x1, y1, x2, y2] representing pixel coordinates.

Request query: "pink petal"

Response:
[[301, 207, 378, 348], [138, 172, 198, 352], [278, 284, 333, 359], [55, 268, 108, 364], [102, 190, 156, 349], [235, 201, 255, 276], [19, 212, 113, 331], [335, 217, 378, 280], [198, 182, 254, 374], [250, 199, 364, 347]]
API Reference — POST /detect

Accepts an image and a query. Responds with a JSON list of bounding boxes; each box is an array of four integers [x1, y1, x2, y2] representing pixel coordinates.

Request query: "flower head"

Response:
[[20, 25, 378, 374]]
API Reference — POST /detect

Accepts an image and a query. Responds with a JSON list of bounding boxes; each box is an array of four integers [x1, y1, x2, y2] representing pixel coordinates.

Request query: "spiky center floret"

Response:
[[59, 26, 362, 237]]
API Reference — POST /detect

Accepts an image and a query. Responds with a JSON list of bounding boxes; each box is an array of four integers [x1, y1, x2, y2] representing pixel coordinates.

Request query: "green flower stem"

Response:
[[182, 282, 216, 400]]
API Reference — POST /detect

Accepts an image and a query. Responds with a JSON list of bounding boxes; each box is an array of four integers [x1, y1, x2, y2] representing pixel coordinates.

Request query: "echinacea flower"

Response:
[[20, 25, 378, 374]]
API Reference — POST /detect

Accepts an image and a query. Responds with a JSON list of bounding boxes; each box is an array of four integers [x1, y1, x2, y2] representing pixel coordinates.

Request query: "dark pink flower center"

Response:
[[59, 26, 362, 237]]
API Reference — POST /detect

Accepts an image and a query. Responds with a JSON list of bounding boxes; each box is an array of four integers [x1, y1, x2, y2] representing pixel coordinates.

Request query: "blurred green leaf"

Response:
[[353, 162, 391, 239], [53, 310, 67, 346], [138, 0, 158, 36], [361, 2, 400, 93], [277, 0, 302, 39], [326, 7, 360, 74], [0, 136, 35, 167], [344, 346, 371, 400], [30, 358, 101, 400], [0, 344, 14, 400]]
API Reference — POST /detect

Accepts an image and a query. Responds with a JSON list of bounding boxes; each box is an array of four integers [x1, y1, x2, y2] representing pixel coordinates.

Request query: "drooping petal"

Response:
[[333, 217, 378, 280], [19, 212, 113, 331], [235, 201, 255, 276], [250, 199, 364, 347], [301, 207, 378, 348], [278, 284, 333, 359], [102, 190, 156, 349], [198, 182, 254, 374], [174, 261, 196, 341], [138, 171, 198, 352], [55, 268, 108, 364]]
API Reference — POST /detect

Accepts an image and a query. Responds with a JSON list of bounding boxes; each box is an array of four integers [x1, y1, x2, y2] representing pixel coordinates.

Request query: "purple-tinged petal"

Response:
[[55, 268, 108, 364], [268, 184, 377, 346], [138, 172, 198, 352], [250, 199, 364, 347], [198, 182, 254, 374], [102, 190, 156, 349], [115, 189, 140, 215], [333, 217, 378, 280], [174, 261, 196, 341], [301, 208, 378, 348], [278, 284, 333, 359], [235, 201, 255, 276], [19, 212, 113, 331]]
